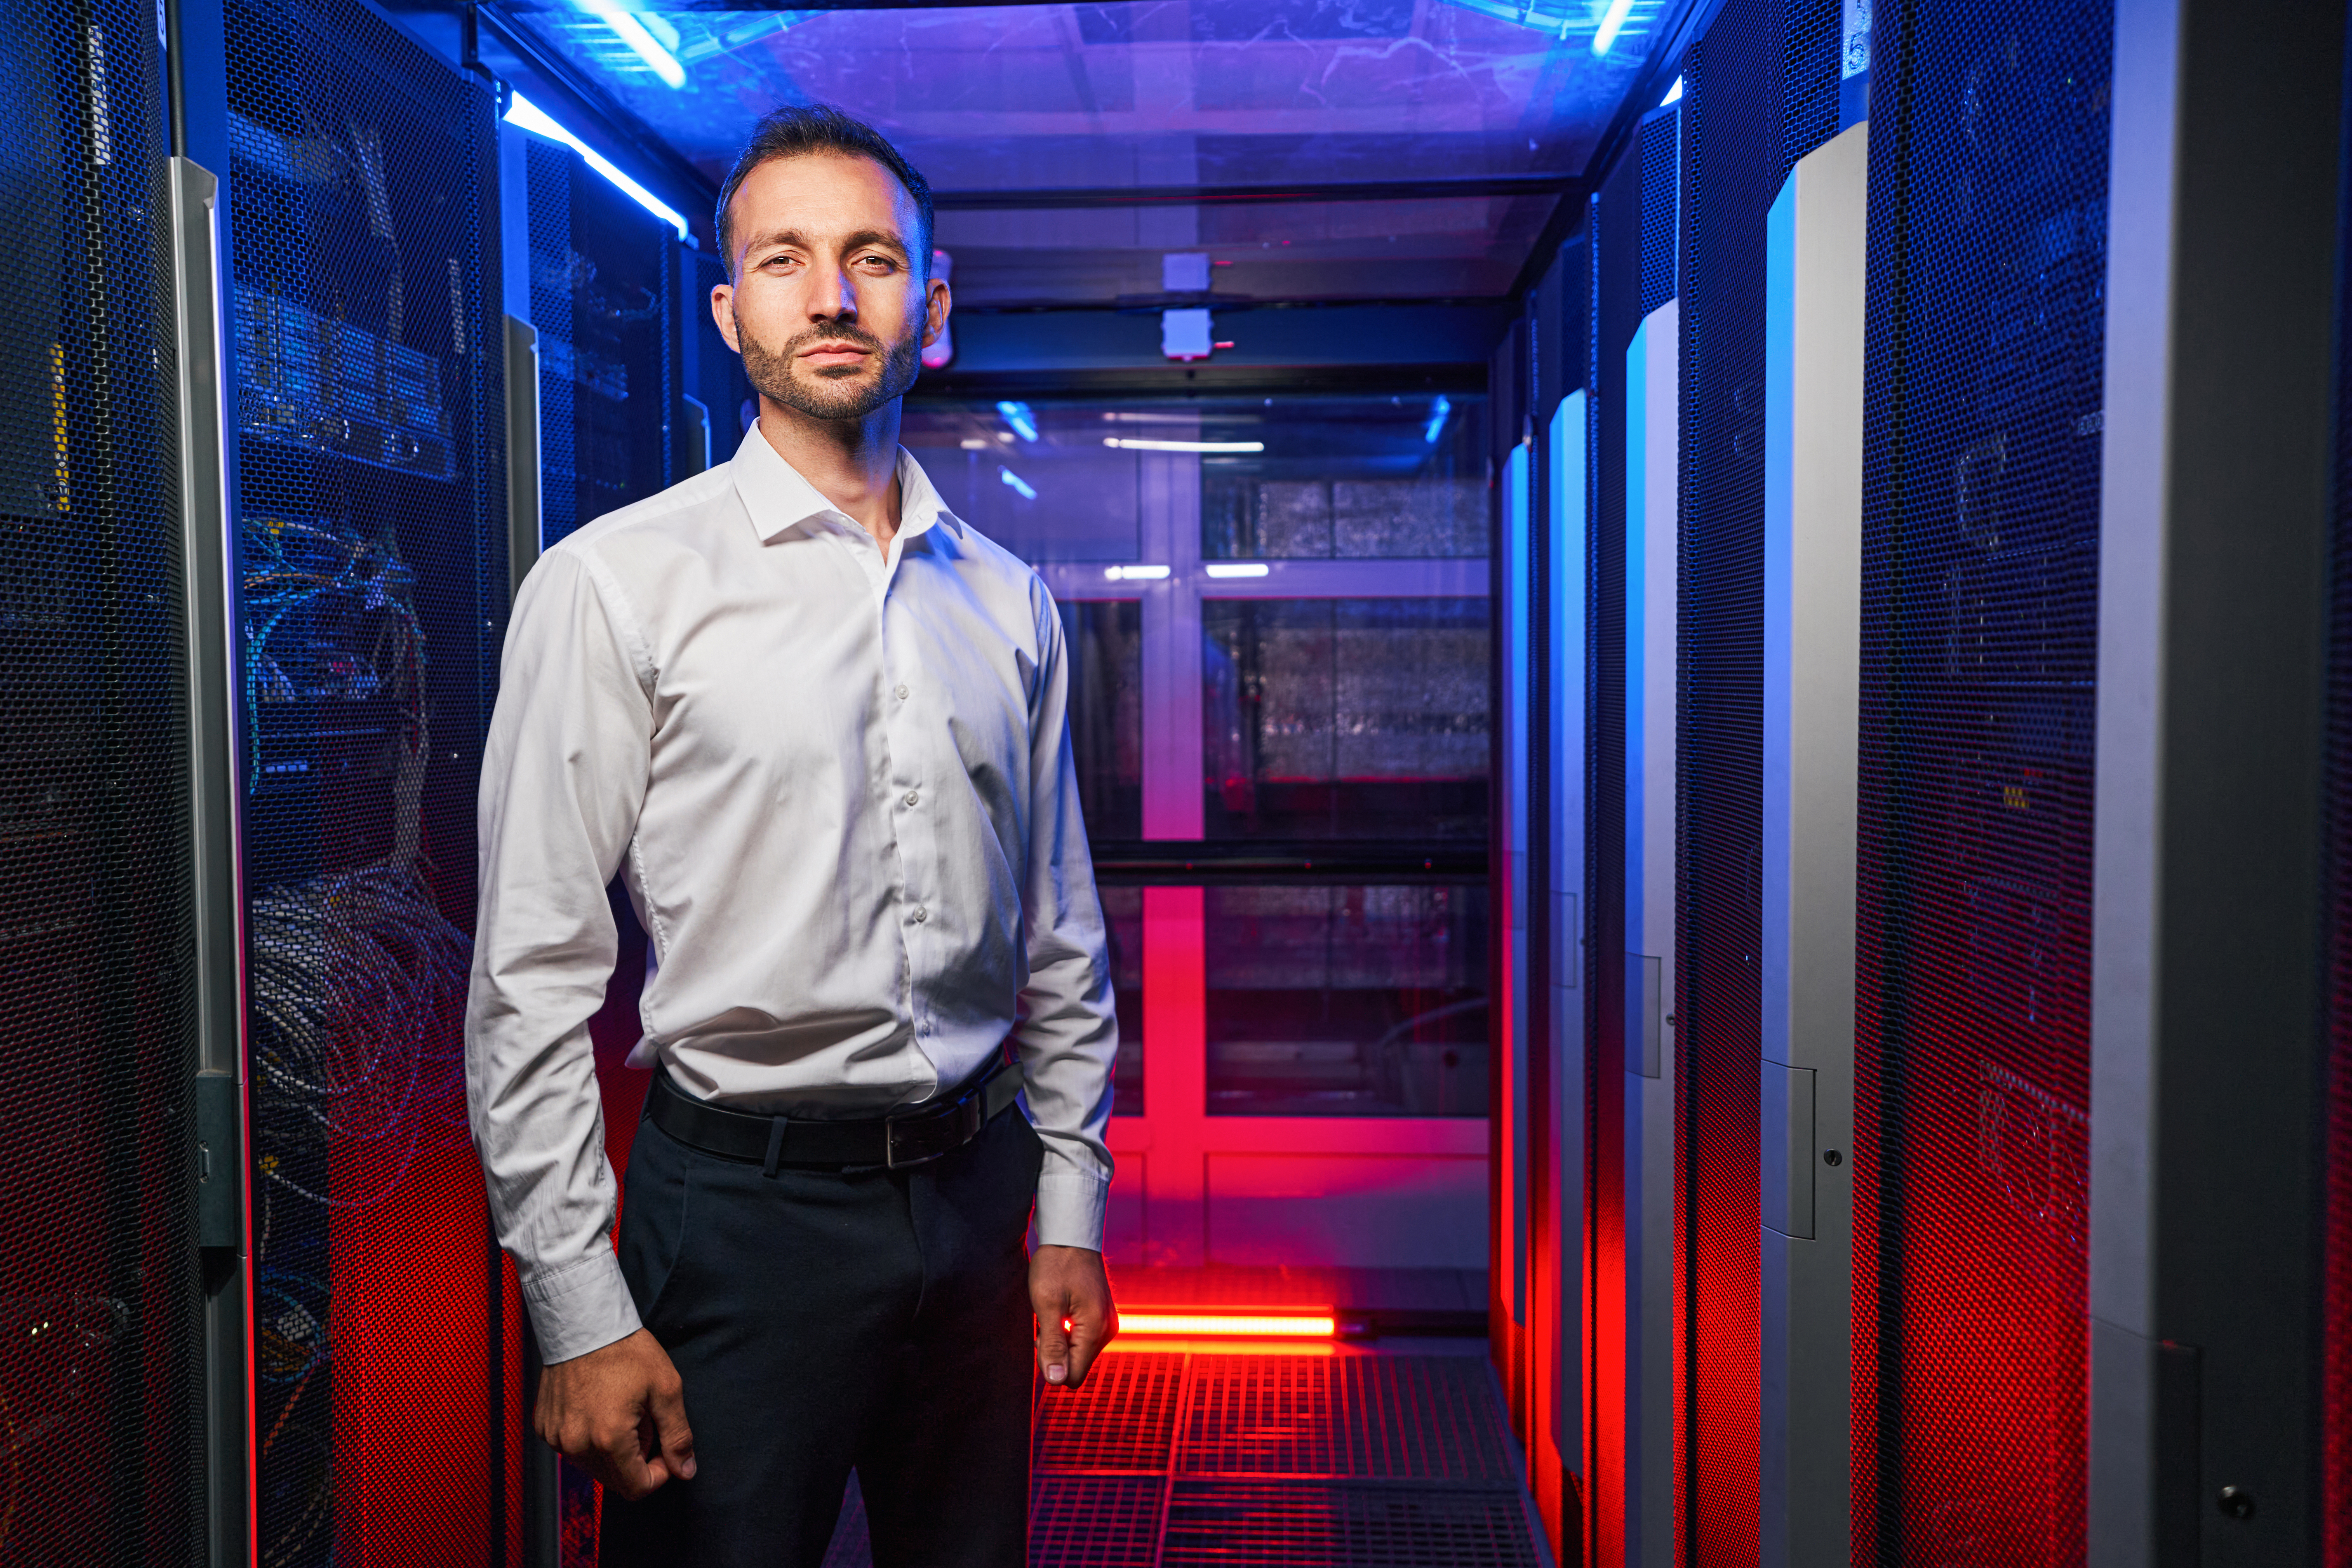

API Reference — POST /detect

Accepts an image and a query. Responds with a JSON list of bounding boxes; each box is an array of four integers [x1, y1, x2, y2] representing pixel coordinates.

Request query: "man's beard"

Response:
[[736, 310, 921, 423]]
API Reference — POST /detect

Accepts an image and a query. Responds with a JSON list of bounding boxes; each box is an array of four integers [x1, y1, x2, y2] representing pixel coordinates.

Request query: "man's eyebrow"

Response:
[[837, 228, 910, 257], [743, 227, 808, 255]]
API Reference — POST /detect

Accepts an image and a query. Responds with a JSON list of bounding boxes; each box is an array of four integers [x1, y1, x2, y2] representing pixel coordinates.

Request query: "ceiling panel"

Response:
[[935, 191, 1561, 306], [502, 0, 1689, 301], [506, 0, 1682, 188]]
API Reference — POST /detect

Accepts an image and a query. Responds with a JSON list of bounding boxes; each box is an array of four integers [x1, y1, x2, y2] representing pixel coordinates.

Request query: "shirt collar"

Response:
[[730, 422, 965, 545]]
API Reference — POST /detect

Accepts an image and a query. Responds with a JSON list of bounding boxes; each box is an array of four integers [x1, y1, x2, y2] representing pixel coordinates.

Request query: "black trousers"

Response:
[[600, 1098, 1042, 1568]]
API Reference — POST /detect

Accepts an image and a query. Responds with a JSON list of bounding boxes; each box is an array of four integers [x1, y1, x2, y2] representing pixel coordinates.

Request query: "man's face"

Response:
[[712, 152, 949, 424]]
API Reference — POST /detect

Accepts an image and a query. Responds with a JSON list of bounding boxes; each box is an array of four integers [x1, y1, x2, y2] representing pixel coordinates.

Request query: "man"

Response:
[[465, 104, 1118, 1568]]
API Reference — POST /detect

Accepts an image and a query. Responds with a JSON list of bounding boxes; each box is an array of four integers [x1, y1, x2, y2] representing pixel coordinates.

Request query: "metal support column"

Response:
[[1757, 120, 1867, 1568], [174, 149, 250, 1568], [1622, 299, 1677, 1568], [1548, 386, 1590, 1518]]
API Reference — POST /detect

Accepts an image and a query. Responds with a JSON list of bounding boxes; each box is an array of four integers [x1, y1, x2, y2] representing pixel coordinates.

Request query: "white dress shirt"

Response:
[[465, 425, 1117, 1364]]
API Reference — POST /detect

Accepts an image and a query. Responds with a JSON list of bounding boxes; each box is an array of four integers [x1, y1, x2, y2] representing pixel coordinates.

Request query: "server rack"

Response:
[[1755, 120, 1867, 1568], [0, 0, 207, 1560], [1537, 377, 1591, 1552], [1668, 7, 1847, 1566], [194, 0, 516, 1557], [1850, 1, 2112, 1561], [1582, 132, 1641, 1568], [1503, 225, 1591, 1551], [1622, 292, 1677, 1568], [2094, 0, 2343, 1561], [512, 127, 678, 552]]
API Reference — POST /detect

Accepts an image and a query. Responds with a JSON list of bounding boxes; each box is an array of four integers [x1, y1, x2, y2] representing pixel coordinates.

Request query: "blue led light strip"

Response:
[[505, 91, 690, 241]]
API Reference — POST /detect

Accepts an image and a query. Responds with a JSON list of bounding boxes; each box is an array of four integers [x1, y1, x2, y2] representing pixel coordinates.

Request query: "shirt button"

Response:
[[910, 905, 928, 924], [902, 790, 919, 809], [894, 684, 911, 701]]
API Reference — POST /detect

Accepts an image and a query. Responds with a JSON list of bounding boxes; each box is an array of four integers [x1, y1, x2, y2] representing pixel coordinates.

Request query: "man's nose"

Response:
[[807, 260, 857, 320]]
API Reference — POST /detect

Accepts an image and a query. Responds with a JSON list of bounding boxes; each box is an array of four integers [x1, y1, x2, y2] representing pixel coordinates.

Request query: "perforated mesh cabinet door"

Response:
[[1671, 4, 1843, 1564], [1637, 113, 1678, 320], [1851, 2, 2111, 1562], [0, 0, 203, 1560], [524, 135, 675, 552], [220, 0, 511, 1560]]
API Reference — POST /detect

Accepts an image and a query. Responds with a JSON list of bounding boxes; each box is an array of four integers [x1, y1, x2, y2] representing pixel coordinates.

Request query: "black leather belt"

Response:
[[648, 1051, 1023, 1175]]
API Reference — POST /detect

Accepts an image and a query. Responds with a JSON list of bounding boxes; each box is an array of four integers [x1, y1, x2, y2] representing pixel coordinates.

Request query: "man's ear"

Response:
[[711, 283, 740, 353], [922, 275, 951, 350]]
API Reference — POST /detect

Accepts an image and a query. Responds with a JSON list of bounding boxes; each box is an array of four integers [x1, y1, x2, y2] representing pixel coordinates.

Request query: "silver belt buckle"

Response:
[[884, 1113, 917, 1170]]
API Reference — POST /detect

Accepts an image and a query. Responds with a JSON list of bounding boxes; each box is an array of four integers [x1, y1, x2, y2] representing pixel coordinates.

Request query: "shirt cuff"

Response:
[[1035, 1169, 1109, 1253], [520, 1247, 642, 1364]]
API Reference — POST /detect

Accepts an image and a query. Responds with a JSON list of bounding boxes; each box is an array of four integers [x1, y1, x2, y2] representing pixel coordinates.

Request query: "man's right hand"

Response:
[[534, 1328, 699, 1500]]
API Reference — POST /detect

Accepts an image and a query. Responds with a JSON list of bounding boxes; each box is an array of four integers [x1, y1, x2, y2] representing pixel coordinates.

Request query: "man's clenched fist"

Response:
[[536, 1328, 699, 1500]]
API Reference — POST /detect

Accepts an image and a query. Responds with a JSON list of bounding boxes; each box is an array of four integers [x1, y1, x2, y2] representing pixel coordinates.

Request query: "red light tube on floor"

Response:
[[1117, 1312, 1337, 1338]]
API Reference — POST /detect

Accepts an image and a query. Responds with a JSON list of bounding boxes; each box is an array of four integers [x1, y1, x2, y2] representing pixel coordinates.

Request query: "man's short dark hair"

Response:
[[715, 105, 934, 277]]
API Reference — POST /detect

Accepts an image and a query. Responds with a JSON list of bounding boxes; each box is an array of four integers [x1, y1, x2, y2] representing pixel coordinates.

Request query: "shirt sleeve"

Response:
[[465, 547, 654, 1363], [1013, 583, 1118, 1251]]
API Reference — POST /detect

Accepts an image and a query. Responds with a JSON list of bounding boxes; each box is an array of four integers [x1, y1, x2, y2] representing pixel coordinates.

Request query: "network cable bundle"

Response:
[[240, 514, 472, 1566], [222, 0, 507, 1546]]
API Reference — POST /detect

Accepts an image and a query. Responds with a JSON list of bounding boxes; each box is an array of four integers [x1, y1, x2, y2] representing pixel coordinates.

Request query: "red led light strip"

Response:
[[1118, 1312, 1337, 1338]]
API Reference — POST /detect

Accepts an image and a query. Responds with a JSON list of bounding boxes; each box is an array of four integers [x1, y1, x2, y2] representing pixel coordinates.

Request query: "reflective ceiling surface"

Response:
[[502, 0, 1690, 305]]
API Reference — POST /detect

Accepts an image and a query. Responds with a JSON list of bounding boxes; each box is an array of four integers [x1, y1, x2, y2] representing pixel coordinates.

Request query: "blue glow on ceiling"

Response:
[[503, 0, 1684, 194], [572, 0, 685, 87]]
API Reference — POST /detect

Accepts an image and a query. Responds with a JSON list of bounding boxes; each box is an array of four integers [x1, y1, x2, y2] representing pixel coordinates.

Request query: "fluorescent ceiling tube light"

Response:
[[572, 0, 686, 87], [1203, 563, 1269, 579], [998, 466, 1037, 501], [995, 400, 1039, 442], [1592, 0, 1636, 54], [1101, 437, 1265, 454], [1102, 564, 1171, 581], [505, 93, 688, 239]]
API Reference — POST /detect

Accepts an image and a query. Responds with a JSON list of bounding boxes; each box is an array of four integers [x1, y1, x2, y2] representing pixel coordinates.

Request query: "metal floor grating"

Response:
[[1333, 1355, 1521, 1482], [1181, 1354, 1343, 1476], [1034, 1351, 1187, 1472], [1161, 1479, 1544, 1568], [823, 1346, 1546, 1567], [1030, 1474, 1167, 1566], [1181, 1354, 1518, 1482]]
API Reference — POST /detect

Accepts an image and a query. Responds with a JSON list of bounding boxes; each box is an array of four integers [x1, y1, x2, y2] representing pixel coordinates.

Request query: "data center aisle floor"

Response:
[[821, 1339, 1551, 1567]]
